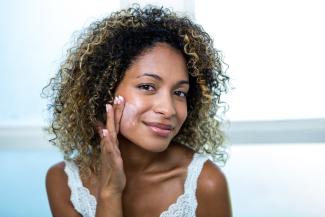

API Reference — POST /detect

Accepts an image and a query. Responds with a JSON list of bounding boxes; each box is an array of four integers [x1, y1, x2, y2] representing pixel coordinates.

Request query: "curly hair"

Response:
[[43, 5, 229, 177]]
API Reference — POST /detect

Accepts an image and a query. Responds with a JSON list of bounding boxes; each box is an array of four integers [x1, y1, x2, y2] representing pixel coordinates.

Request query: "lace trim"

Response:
[[159, 153, 208, 217], [159, 193, 196, 217], [64, 161, 97, 217], [64, 153, 208, 217]]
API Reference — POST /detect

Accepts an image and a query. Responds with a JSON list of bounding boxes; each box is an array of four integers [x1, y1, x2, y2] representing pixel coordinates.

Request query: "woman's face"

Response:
[[114, 43, 189, 152]]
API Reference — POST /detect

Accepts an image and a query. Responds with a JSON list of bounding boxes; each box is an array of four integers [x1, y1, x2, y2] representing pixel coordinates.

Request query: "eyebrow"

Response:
[[137, 73, 189, 86]]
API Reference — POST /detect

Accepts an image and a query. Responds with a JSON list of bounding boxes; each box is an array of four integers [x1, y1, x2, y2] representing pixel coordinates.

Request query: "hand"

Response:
[[97, 95, 126, 198]]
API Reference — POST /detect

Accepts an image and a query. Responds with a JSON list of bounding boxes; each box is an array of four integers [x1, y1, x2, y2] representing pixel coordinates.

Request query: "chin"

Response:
[[120, 132, 172, 153], [144, 141, 171, 152], [134, 137, 172, 152]]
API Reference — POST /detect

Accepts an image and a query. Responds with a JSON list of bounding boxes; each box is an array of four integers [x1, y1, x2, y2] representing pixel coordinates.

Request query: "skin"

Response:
[[46, 43, 232, 217]]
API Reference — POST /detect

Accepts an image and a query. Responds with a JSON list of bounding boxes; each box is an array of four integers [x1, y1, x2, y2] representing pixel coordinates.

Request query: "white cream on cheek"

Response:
[[119, 101, 138, 135]]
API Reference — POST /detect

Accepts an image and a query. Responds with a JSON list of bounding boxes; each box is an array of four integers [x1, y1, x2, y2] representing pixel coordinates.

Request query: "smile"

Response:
[[144, 122, 174, 137]]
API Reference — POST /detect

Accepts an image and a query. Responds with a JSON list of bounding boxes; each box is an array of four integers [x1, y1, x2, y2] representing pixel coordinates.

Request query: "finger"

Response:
[[100, 137, 117, 170], [101, 129, 121, 162], [113, 95, 125, 134], [101, 129, 121, 157], [100, 129, 111, 152], [105, 103, 117, 141]]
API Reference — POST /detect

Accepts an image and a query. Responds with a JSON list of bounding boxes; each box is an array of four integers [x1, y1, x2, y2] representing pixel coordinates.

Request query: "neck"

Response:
[[117, 135, 168, 178]]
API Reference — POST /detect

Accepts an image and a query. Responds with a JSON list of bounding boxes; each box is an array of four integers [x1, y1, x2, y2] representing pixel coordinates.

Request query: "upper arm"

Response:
[[196, 160, 232, 217], [46, 162, 81, 217]]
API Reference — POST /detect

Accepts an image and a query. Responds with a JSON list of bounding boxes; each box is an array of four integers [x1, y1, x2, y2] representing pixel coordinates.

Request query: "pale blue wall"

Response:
[[1, 144, 324, 217], [0, 0, 119, 126]]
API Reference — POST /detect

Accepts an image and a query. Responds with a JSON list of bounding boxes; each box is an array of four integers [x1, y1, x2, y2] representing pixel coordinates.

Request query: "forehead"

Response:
[[123, 43, 188, 82]]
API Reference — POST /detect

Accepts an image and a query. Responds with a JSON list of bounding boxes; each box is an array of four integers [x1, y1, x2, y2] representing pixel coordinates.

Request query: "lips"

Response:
[[144, 122, 174, 130], [144, 121, 174, 137]]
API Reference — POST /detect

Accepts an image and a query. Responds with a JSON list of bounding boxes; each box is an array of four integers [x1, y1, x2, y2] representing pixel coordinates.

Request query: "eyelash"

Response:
[[137, 84, 187, 98], [174, 90, 187, 98], [137, 84, 155, 91]]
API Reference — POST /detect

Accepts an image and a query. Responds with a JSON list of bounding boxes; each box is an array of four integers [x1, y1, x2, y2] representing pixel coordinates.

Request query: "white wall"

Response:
[[196, 0, 325, 121], [0, 0, 120, 126], [224, 143, 325, 217]]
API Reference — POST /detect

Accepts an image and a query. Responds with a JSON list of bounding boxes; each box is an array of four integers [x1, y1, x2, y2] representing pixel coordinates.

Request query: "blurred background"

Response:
[[1, 0, 324, 216]]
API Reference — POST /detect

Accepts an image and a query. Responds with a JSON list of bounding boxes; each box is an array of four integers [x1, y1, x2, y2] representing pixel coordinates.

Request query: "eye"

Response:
[[174, 90, 188, 98], [137, 84, 155, 91]]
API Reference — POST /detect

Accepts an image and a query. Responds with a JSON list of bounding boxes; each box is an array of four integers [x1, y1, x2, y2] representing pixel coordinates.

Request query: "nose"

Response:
[[153, 92, 176, 118]]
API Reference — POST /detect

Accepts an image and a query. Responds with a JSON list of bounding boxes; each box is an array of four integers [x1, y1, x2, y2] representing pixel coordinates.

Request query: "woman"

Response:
[[45, 5, 232, 217]]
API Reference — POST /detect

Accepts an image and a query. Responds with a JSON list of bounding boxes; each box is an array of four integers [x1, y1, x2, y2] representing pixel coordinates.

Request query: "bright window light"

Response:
[[0, 0, 120, 126], [195, 0, 325, 121]]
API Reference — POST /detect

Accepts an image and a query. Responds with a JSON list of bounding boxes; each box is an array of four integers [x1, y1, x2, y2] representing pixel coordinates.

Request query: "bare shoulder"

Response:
[[46, 161, 81, 217], [46, 161, 66, 179], [46, 161, 67, 192], [196, 160, 232, 217]]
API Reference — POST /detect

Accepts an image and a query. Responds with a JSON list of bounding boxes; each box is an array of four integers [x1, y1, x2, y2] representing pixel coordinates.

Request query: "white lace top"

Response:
[[64, 152, 209, 217]]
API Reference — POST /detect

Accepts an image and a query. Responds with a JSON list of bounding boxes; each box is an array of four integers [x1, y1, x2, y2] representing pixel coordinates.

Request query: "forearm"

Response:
[[95, 193, 123, 217]]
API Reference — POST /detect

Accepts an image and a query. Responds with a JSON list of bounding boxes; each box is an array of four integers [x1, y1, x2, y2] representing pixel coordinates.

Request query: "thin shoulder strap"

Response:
[[64, 160, 83, 188], [184, 153, 209, 195], [64, 161, 97, 217]]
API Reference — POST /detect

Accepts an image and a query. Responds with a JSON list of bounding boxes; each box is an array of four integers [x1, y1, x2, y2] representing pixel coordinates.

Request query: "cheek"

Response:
[[119, 102, 138, 132], [179, 104, 188, 124]]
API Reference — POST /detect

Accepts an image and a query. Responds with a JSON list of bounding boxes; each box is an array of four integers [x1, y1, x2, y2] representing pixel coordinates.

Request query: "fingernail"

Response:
[[118, 96, 124, 103], [115, 95, 123, 104], [113, 96, 118, 105], [102, 129, 108, 137], [105, 104, 110, 112]]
